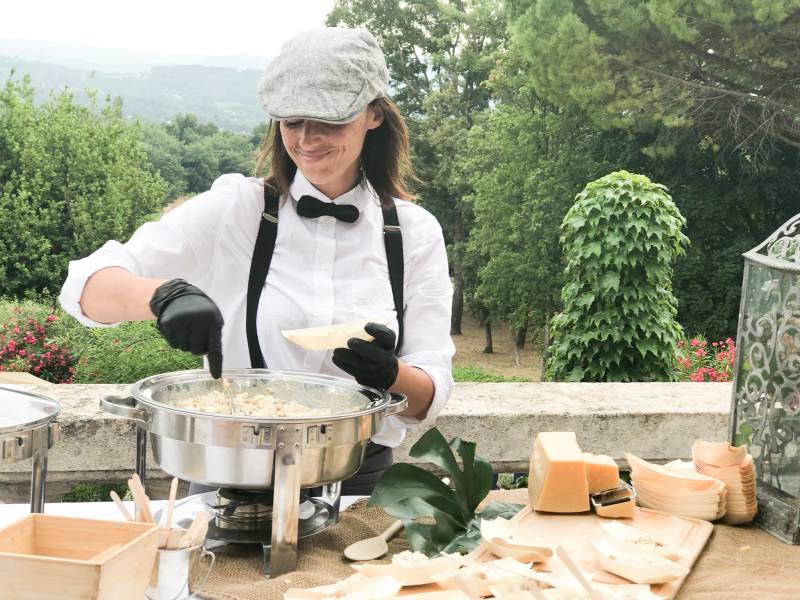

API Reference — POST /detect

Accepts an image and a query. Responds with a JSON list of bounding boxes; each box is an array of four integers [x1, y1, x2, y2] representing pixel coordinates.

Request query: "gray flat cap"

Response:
[[257, 27, 389, 124]]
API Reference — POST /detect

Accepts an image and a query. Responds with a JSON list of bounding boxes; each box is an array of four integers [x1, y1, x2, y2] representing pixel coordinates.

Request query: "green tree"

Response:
[[137, 121, 187, 199], [0, 74, 166, 297], [546, 171, 689, 381], [508, 0, 800, 161]]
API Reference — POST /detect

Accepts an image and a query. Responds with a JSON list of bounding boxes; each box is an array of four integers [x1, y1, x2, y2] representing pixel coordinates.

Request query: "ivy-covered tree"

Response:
[[546, 171, 689, 381], [0, 74, 166, 297]]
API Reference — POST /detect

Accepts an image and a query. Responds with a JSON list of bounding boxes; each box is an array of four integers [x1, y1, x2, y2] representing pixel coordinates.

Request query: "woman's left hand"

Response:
[[332, 323, 399, 390]]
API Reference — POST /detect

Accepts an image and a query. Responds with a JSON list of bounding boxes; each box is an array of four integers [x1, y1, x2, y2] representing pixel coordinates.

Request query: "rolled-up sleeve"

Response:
[[392, 212, 455, 429], [58, 174, 241, 327]]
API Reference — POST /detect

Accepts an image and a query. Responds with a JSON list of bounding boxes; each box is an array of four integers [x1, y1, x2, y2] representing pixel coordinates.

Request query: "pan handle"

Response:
[[384, 393, 408, 416], [101, 395, 149, 427]]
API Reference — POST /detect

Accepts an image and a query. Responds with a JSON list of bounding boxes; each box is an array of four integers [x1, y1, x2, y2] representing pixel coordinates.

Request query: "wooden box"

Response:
[[0, 514, 160, 600]]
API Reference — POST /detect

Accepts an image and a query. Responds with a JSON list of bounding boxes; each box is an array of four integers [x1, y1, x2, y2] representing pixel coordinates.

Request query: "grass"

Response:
[[453, 364, 532, 382]]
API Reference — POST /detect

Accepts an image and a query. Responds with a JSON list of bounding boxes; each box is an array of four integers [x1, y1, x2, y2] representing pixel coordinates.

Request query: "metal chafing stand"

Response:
[[102, 369, 406, 576], [0, 386, 61, 512]]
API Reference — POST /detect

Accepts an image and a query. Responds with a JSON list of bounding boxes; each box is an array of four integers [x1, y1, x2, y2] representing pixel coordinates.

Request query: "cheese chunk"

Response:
[[596, 498, 635, 519], [583, 452, 620, 493], [529, 432, 589, 513]]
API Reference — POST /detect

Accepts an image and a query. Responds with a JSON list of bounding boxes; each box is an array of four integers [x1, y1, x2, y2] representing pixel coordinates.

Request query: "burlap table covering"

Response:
[[191, 489, 799, 600]]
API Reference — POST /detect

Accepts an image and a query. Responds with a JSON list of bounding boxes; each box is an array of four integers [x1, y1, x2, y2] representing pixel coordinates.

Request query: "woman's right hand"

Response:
[[149, 279, 224, 378]]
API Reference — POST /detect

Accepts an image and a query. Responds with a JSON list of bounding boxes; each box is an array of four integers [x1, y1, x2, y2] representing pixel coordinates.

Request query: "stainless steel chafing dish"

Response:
[[101, 368, 407, 576], [0, 386, 61, 512]]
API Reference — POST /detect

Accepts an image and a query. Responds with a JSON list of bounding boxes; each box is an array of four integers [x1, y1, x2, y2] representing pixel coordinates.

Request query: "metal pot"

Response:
[[0, 386, 61, 512], [101, 369, 407, 490]]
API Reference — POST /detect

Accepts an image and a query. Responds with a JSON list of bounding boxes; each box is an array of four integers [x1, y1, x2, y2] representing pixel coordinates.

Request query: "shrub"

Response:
[[0, 306, 75, 383], [674, 335, 735, 382], [546, 171, 689, 381], [0, 299, 200, 383], [0, 75, 166, 298]]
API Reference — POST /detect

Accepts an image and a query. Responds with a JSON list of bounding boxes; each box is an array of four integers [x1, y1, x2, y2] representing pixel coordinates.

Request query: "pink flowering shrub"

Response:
[[674, 335, 735, 382], [0, 308, 75, 383]]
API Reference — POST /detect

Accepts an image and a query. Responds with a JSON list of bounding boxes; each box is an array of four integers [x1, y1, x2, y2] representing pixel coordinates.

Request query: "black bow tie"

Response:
[[296, 195, 360, 223]]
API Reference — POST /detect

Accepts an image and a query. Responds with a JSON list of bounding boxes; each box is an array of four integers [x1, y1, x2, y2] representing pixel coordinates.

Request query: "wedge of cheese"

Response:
[[529, 432, 589, 513], [583, 452, 620, 493], [281, 318, 388, 350]]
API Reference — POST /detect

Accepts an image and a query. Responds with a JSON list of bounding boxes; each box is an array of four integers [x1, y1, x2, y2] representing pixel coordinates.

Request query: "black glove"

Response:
[[332, 323, 399, 390], [149, 279, 224, 379]]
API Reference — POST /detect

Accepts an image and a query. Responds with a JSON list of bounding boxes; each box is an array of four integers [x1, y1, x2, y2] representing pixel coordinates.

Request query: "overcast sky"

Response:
[[0, 0, 338, 58]]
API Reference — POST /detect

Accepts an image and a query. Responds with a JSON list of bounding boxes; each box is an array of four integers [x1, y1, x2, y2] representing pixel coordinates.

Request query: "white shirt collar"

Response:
[[289, 169, 378, 210]]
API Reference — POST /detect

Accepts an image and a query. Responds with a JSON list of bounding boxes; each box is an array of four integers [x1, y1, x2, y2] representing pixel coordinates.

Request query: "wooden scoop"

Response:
[[344, 519, 403, 561]]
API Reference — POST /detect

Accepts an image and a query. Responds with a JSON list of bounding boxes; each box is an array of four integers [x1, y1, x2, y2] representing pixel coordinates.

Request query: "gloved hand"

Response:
[[149, 279, 224, 379], [332, 323, 399, 390]]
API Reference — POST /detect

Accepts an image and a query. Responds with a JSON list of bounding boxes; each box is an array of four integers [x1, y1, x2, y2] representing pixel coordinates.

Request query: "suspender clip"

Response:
[[262, 211, 278, 224], [383, 225, 401, 233]]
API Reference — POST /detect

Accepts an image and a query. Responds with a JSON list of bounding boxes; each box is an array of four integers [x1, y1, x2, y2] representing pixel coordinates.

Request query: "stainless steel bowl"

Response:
[[0, 386, 61, 512], [101, 369, 407, 490]]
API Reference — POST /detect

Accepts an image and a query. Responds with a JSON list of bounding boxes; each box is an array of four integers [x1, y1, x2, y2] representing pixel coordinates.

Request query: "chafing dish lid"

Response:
[[0, 386, 62, 433]]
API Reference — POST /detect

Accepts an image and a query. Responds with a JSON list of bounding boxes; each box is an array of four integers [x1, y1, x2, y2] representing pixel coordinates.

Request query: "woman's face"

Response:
[[280, 107, 384, 199]]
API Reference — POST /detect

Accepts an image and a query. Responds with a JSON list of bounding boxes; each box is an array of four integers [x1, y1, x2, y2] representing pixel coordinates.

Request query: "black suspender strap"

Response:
[[382, 203, 405, 355], [246, 186, 279, 368], [246, 183, 406, 368]]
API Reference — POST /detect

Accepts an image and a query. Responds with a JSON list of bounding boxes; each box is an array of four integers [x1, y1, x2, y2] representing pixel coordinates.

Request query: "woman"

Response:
[[59, 27, 454, 494]]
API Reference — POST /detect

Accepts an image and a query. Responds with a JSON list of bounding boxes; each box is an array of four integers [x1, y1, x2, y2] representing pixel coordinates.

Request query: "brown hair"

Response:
[[254, 96, 417, 207]]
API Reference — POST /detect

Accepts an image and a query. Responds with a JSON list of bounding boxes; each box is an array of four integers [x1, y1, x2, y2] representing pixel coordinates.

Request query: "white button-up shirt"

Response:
[[59, 171, 455, 447]]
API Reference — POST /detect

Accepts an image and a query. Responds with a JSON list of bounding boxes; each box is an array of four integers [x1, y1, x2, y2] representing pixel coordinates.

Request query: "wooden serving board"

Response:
[[398, 505, 713, 598]]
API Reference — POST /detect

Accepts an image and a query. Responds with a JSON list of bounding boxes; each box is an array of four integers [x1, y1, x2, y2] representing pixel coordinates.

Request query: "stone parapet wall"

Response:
[[0, 382, 731, 503]]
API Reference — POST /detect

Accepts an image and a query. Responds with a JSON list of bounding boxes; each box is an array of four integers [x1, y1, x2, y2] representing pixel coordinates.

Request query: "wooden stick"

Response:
[[556, 546, 605, 600], [526, 580, 550, 600], [165, 477, 178, 530], [127, 477, 153, 523], [109, 490, 133, 522]]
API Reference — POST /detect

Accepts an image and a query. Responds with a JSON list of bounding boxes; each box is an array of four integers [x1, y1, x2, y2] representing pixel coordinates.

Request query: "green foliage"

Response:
[[151, 113, 257, 194], [369, 427, 520, 556], [62, 482, 128, 503], [546, 171, 689, 381], [453, 365, 531, 382], [0, 306, 75, 383], [0, 74, 166, 298], [460, 74, 639, 333], [508, 0, 800, 161], [0, 298, 200, 383], [54, 318, 201, 384]]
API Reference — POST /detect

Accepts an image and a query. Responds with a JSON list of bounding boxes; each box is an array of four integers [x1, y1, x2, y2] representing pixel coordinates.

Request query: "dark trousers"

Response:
[[188, 442, 392, 496]]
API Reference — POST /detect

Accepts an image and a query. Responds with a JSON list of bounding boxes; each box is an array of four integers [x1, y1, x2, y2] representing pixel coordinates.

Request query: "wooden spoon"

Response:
[[344, 519, 403, 561]]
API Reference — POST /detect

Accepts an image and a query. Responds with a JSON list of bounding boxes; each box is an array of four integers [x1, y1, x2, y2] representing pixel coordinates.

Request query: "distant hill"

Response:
[[0, 55, 269, 133], [0, 38, 268, 73]]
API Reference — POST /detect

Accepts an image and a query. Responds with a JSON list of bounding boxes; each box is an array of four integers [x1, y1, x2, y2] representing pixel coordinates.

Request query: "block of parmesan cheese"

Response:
[[528, 432, 589, 513], [583, 452, 620, 493]]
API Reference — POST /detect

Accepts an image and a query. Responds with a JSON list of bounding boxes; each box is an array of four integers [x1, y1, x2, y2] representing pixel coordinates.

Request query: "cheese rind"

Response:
[[529, 432, 589, 513], [583, 452, 620, 493]]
